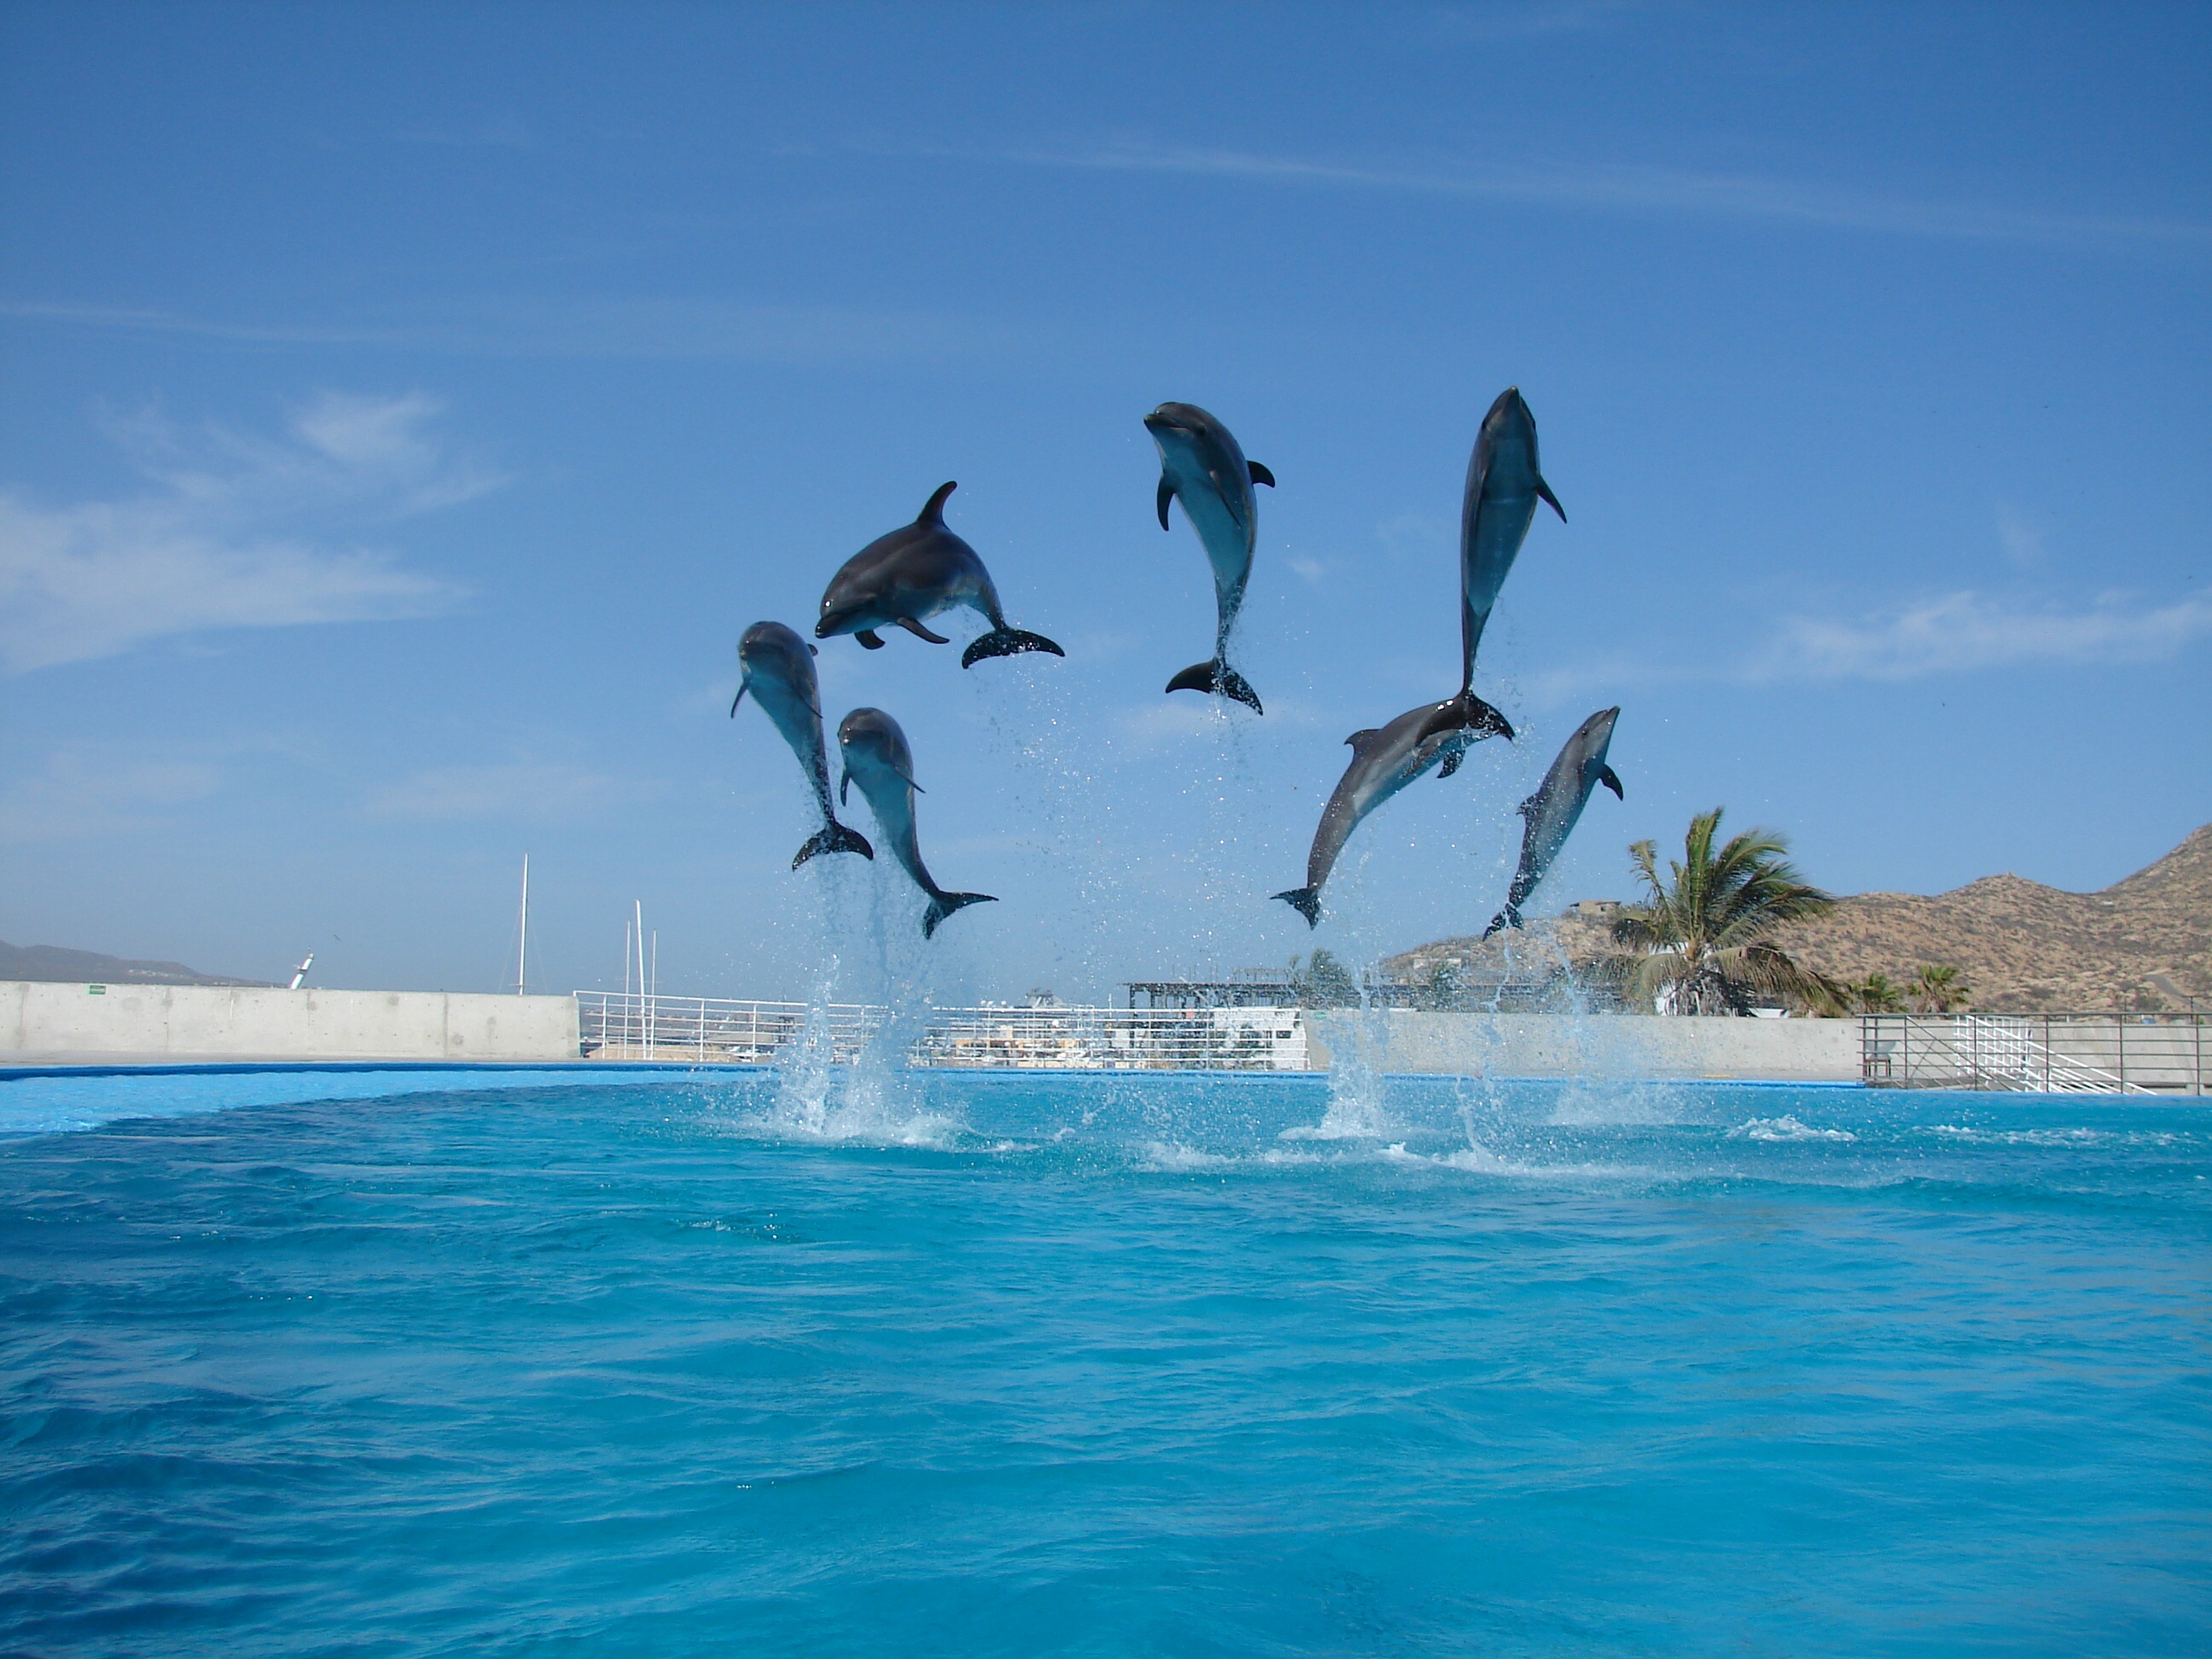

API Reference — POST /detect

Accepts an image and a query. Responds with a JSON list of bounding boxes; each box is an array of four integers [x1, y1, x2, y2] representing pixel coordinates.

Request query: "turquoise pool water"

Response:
[[2, 1066, 2206, 1656]]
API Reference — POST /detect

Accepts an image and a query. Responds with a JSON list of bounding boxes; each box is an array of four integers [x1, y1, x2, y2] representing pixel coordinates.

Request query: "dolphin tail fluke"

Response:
[[922, 890, 996, 939], [962, 627, 1065, 668], [1165, 659, 1264, 713], [793, 820, 873, 869], [1481, 903, 1521, 940], [1273, 887, 1323, 928], [1414, 691, 1515, 746]]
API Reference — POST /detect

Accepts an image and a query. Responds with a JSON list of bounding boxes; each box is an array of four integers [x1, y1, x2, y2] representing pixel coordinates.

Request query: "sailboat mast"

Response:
[[514, 854, 530, 996]]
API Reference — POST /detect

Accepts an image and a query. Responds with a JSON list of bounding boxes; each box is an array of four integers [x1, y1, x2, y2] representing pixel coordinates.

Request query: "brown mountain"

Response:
[[0, 939, 271, 988], [1767, 825, 2211, 1013], [1386, 825, 2212, 1015]]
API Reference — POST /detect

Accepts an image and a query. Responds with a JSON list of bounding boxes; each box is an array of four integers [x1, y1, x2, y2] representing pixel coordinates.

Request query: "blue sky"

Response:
[[2, 2, 2206, 1003]]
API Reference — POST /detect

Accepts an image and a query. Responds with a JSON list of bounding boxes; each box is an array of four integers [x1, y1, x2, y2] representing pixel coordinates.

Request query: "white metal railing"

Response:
[[1862, 1014, 2207, 1095], [574, 993, 1307, 1072]]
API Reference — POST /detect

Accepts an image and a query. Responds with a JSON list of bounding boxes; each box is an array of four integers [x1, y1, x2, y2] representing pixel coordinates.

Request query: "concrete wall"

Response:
[[1303, 1009, 1862, 1082], [0, 981, 580, 1062]]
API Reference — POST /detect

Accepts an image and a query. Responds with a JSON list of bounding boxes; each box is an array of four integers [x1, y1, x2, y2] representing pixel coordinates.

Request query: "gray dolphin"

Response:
[[1272, 698, 1500, 928], [1417, 387, 1565, 744], [1144, 401, 1273, 713], [730, 620, 874, 869], [835, 707, 996, 938], [817, 481, 1064, 668], [1482, 707, 1622, 938]]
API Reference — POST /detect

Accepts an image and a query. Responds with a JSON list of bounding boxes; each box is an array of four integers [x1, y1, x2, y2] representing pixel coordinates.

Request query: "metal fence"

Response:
[[575, 993, 1308, 1072], [1861, 1014, 2209, 1096]]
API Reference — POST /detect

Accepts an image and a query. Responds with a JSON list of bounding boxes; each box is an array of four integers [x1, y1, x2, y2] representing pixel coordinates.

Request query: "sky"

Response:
[[1, 1, 2207, 1004]]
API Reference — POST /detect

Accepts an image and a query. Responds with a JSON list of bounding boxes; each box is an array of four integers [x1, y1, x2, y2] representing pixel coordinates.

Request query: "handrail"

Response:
[[1861, 1012, 2205, 1095], [573, 992, 1309, 1072]]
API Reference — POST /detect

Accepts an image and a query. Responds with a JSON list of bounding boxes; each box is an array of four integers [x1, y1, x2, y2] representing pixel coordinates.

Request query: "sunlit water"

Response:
[[3, 1067, 2206, 1656]]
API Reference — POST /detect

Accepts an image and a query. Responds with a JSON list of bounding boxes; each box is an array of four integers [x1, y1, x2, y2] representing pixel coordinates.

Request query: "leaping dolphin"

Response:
[[1272, 698, 1502, 928], [817, 482, 1064, 668], [1483, 707, 1622, 939], [1144, 401, 1273, 713], [1417, 387, 1564, 744], [730, 620, 874, 869], [835, 707, 996, 938]]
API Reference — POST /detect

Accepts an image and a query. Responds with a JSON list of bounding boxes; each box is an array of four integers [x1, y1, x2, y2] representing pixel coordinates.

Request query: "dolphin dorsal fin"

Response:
[[1517, 792, 1540, 818], [1248, 461, 1275, 487], [1345, 727, 1384, 752], [918, 480, 958, 524]]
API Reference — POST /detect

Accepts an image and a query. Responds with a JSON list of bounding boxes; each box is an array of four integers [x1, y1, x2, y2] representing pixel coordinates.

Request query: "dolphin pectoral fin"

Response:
[[808, 643, 818, 656], [856, 630, 887, 649], [1414, 693, 1515, 747], [1273, 887, 1323, 929], [839, 767, 852, 806], [1481, 904, 1521, 940], [919, 480, 958, 524], [962, 627, 1065, 668], [730, 683, 747, 718], [794, 820, 874, 868], [922, 890, 995, 940], [897, 617, 952, 644], [1600, 765, 1624, 800], [1248, 461, 1275, 487], [1536, 475, 1566, 522], [1438, 746, 1465, 780], [1157, 477, 1174, 531]]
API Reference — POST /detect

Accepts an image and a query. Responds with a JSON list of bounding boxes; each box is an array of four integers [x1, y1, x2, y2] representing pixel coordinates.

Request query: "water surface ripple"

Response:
[[2, 1071, 2206, 1656]]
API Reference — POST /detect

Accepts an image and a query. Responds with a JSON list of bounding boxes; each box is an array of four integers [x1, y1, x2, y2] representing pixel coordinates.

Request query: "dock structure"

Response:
[[4, 981, 2203, 1092]]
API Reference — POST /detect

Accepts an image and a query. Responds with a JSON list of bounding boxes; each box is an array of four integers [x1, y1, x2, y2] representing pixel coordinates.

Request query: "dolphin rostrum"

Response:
[[1144, 401, 1273, 713], [730, 620, 874, 869], [1417, 387, 1565, 744], [835, 707, 996, 939], [817, 482, 1064, 668], [1482, 707, 1622, 939], [1272, 698, 1501, 928]]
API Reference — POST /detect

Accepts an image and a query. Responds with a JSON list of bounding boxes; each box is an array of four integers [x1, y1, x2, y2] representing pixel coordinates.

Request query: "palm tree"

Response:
[[1610, 808, 1837, 1016], [1289, 949, 1361, 1009], [1852, 972, 1906, 1014], [1908, 963, 1970, 1013]]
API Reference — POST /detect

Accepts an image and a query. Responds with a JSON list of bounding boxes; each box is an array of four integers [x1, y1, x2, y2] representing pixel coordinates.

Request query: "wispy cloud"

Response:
[[1994, 504, 2047, 568], [0, 294, 1027, 365], [1526, 586, 2212, 702], [0, 750, 220, 843], [916, 138, 2211, 249], [366, 760, 626, 823], [1749, 589, 2212, 681], [389, 114, 536, 149], [0, 393, 488, 674]]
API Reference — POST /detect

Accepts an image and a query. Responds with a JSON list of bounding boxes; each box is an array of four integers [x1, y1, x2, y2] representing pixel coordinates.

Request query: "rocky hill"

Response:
[[1768, 825, 2210, 1012], [0, 939, 271, 988], [1387, 825, 2211, 1014]]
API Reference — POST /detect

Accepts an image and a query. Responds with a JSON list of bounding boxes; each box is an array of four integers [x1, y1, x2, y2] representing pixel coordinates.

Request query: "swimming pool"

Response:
[[3, 1066, 2205, 1656]]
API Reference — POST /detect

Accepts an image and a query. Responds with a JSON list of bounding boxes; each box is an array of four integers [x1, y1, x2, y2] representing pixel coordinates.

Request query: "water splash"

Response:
[[760, 851, 963, 1146]]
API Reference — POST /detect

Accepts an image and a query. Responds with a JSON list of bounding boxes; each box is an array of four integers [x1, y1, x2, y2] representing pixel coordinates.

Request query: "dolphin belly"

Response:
[[1462, 489, 1540, 638]]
